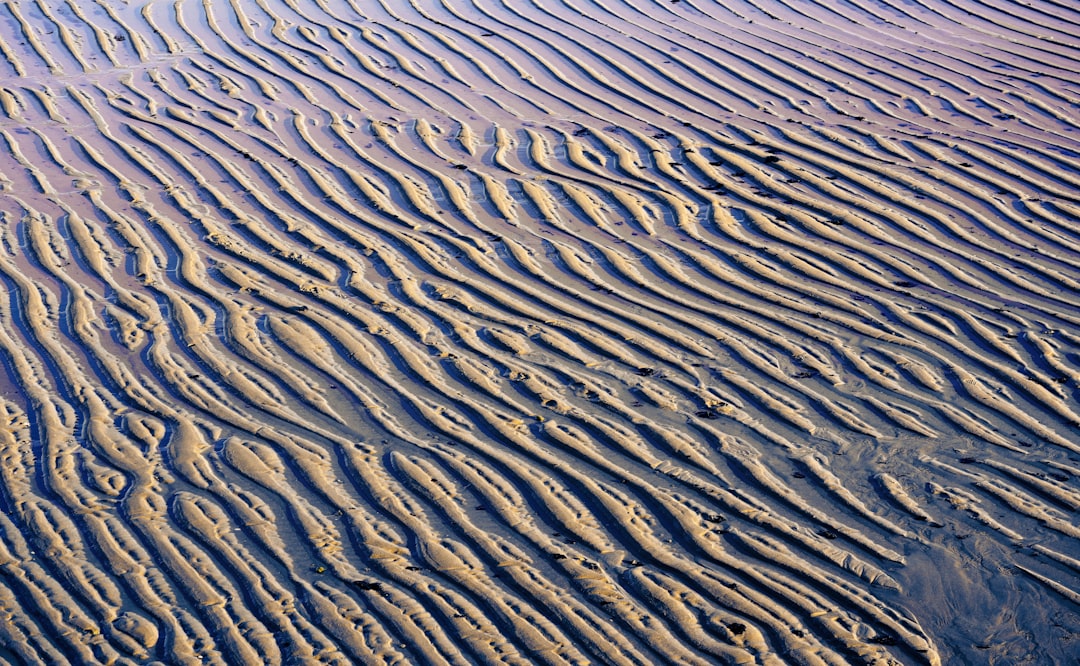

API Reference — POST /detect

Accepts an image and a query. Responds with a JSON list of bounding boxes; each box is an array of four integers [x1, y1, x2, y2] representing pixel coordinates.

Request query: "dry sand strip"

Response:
[[0, 0, 1077, 663]]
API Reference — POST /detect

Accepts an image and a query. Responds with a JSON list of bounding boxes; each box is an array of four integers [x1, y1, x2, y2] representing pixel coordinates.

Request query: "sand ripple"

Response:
[[0, 0, 1078, 663]]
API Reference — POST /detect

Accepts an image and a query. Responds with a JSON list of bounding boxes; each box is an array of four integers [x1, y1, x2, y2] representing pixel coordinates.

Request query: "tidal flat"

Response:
[[0, 0, 1078, 663]]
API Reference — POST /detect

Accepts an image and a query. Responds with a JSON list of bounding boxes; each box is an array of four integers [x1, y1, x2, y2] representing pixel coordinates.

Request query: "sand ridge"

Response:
[[0, 0, 1078, 663]]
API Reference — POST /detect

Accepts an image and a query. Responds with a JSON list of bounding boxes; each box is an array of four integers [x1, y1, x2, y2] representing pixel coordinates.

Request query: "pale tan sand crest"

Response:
[[0, 0, 1078, 663]]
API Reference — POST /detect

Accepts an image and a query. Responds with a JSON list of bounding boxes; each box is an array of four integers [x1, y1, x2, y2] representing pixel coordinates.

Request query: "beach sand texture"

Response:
[[0, 0, 1078, 663]]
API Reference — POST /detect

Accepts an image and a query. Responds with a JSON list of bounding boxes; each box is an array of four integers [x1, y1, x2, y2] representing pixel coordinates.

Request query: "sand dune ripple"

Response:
[[0, 0, 1078, 663]]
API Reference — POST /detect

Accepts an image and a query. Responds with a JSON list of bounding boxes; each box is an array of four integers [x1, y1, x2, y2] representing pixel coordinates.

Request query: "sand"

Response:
[[0, 0, 1077, 663]]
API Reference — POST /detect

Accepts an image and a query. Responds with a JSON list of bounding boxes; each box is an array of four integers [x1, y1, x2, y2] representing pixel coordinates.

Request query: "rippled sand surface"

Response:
[[0, 0, 1078, 663]]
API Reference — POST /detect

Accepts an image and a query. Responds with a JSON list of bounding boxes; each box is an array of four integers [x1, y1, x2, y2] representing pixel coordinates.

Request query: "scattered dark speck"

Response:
[[695, 410, 719, 419], [959, 457, 978, 464], [727, 622, 746, 635], [868, 635, 898, 646], [817, 530, 838, 540], [351, 580, 384, 592], [792, 471, 806, 479], [893, 280, 916, 288]]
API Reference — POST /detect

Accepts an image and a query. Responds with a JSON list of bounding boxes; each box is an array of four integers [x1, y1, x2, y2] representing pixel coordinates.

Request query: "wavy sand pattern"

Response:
[[0, 0, 1078, 663]]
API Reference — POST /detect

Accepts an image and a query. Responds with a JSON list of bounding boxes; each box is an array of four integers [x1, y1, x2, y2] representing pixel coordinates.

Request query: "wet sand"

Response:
[[0, 0, 1078, 663]]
